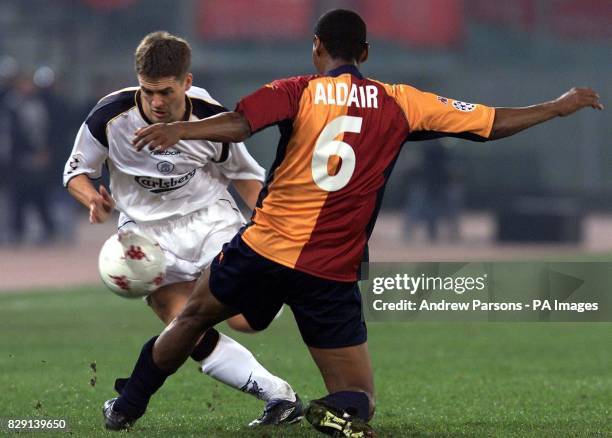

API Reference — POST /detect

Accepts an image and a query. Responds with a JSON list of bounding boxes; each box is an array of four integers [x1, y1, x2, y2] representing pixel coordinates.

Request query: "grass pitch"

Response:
[[1, 287, 610, 437]]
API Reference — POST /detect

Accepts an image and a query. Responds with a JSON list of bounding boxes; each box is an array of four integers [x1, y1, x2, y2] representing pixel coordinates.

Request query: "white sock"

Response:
[[199, 333, 296, 402]]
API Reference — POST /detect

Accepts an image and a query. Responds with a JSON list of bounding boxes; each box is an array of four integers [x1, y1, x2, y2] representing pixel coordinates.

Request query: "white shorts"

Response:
[[118, 198, 245, 287]]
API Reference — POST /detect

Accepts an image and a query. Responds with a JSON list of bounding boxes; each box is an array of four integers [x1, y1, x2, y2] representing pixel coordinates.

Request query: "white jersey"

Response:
[[63, 86, 265, 223]]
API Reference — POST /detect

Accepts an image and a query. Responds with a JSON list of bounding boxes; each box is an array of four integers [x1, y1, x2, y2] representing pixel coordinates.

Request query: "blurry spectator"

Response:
[[35, 66, 79, 244], [4, 73, 56, 244], [404, 140, 463, 241], [0, 56, 20, 245]]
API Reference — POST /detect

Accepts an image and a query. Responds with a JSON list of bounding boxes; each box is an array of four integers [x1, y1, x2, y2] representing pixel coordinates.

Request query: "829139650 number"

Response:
[[4, 418, 67, 430]]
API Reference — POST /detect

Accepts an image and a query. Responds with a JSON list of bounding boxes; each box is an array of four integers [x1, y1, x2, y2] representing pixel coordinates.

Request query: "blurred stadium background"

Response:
[[0, 0, 610, 291]]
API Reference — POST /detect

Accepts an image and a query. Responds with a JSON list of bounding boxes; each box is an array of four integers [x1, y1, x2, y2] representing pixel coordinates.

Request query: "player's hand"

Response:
[[133, 122, 183, 152], [553, 87, 604, 117], [89, 185, 115, 224]]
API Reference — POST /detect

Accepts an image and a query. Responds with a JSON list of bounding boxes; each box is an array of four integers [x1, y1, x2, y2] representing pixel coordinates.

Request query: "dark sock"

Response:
[[190, 328, 220, 362], [114, 377, 128, 395], [114, 330, 219, 402], [321, 391, 370, 421], [113, 336, 172, 418]]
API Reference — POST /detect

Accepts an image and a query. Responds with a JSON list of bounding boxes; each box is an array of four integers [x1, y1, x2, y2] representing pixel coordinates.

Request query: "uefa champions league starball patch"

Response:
[[452, 100, 477, 112]]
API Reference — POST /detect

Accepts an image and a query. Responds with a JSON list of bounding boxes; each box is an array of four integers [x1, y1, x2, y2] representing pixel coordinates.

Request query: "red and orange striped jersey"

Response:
[[237, 65, 495, 281]]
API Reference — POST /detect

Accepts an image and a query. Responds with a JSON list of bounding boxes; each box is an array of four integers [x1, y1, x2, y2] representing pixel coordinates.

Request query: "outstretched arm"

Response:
[[134, 78, 308, 152], [490, 87, 603, 140], [133, 111, 251, 151]]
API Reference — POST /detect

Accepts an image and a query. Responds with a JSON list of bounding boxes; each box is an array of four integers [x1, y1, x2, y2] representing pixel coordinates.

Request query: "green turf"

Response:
[[1, 288, 610, 437]]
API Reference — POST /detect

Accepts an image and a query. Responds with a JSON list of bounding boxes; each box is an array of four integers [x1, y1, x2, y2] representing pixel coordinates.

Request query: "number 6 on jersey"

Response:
[[311, 115, 362, 192]]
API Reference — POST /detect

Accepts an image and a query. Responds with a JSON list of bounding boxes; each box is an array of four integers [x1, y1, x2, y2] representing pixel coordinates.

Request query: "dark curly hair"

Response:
[[314, 9, 368, 62]]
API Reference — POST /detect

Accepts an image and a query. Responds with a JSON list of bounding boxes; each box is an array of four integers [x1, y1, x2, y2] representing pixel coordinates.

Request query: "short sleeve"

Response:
[[213, 141, 265, 182], [390, 84, 495, 142], [235, 76, 314, 133], [63, 123, 108, 187]]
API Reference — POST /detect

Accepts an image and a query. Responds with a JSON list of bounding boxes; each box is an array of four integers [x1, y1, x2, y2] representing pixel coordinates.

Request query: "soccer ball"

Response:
[[98, 231, 166, 298]]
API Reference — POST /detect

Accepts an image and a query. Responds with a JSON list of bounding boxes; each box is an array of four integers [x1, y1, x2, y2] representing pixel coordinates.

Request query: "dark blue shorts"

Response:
[[209, 232, 367, 349]]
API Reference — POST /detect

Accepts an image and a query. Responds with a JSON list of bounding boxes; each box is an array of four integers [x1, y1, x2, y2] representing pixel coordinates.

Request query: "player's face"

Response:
[[138, 74, 192, 123]]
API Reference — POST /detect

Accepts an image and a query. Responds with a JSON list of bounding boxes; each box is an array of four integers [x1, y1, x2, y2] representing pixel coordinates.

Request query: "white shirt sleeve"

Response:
[[214, 141, 265, 182], [62, 123, 108, 187]]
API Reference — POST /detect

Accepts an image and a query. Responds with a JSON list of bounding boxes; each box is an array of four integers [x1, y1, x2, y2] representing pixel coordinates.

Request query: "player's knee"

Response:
[[147, 283, 192, 324], [147, 293, 175, 324], [227, 315, 257, 333]]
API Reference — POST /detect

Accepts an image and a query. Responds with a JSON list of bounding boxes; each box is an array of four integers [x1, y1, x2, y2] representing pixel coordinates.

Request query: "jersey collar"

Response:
[[135, 90, 192, 125], [325, 64, 364, 80]]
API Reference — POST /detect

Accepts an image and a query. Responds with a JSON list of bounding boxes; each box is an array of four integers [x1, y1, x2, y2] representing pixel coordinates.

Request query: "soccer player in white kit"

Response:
[[63, 31, 302, 428]]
